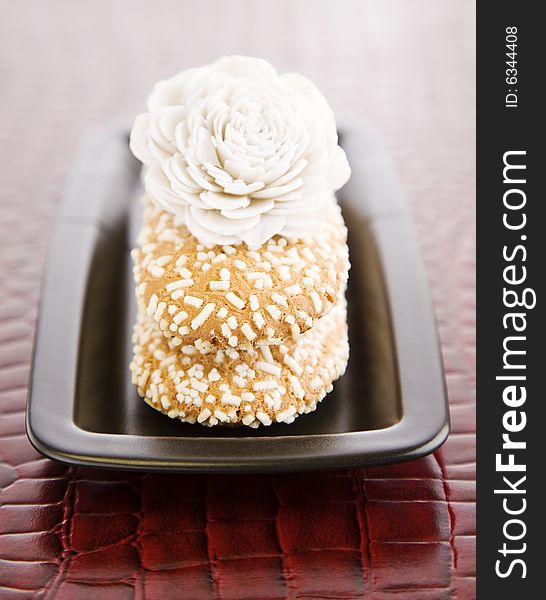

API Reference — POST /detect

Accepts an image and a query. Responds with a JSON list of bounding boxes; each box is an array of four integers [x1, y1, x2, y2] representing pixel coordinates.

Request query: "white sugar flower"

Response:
[[130, 56, 350, 246]]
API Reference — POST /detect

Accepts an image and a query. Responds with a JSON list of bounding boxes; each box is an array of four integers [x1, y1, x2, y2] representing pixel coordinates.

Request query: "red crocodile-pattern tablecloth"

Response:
[[0, 1, 475, 598]]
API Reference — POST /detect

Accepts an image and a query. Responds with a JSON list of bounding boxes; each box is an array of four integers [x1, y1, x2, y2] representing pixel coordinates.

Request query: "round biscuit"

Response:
[[130, 301, 349, 427], [132, 196, 349, 349]]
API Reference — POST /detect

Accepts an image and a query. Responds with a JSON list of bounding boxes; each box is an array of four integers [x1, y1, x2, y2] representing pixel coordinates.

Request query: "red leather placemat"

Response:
[[0, 1, 475, 598]]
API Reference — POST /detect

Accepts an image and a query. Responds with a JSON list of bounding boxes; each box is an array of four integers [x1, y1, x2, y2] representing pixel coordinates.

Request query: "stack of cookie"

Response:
[[128, 56, 351, 427]]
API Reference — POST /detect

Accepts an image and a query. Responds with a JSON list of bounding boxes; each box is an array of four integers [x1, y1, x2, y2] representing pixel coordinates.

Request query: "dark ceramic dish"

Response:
[[26, 123, 449, 472]]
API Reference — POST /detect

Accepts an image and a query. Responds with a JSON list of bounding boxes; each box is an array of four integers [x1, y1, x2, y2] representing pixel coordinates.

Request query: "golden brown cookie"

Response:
[[131, 197, 349, 349], [130, 301, 349, 427]]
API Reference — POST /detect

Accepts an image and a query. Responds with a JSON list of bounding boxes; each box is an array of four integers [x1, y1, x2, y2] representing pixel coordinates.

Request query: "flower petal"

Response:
[[220, 198, 274, 219], [167, 154, 202, 192], [239, 214, 286, 247], [223, 179, 265, 195], [251, 177, 303, 199], [223, 159, 266, 183], [186, 161, 222, 192], [190, 206, 260, 235], [194, 126, 220, 165], [184, 207, 240, 246], [268, 158, 307, 187], [200, 190, 250, 211], [328, 145, 351, 190], [129, 113, 153, 166]]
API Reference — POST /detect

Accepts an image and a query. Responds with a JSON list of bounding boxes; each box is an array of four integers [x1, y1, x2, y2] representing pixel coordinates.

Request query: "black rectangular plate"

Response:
[[26, 123, 449, 472]]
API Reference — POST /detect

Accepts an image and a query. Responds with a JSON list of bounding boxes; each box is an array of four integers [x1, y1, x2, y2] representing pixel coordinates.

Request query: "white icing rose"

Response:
[[130, 56, 350, 247]]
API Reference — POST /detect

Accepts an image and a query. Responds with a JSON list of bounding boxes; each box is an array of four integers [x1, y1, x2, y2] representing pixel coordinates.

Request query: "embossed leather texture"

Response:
[[0, 1, 475, 598]]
